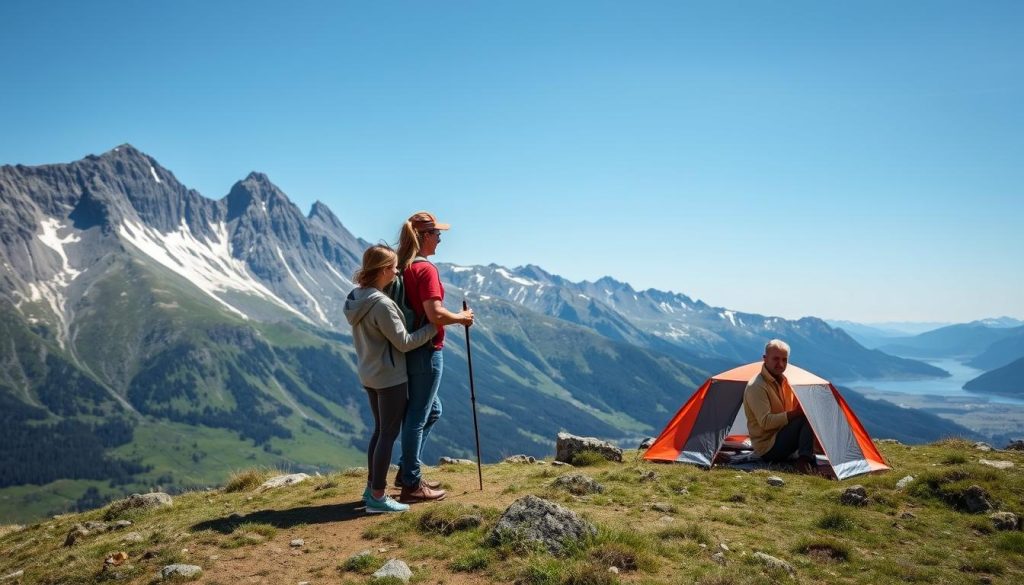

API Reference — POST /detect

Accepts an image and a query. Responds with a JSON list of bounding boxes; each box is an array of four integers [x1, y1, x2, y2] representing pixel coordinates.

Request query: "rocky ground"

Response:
[[2, 436, 1023, 585]]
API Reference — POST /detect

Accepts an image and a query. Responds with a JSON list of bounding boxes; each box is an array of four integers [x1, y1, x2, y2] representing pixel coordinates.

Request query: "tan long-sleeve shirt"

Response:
[[743, 365, 798, 455]]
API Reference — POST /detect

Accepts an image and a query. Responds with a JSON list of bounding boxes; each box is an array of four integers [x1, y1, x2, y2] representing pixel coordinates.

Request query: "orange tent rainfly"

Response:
[[643, 362, 890, 480]]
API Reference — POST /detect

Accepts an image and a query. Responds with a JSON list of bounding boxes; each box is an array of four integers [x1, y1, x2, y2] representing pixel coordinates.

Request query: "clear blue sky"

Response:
[[2, 1, 1021, 323]]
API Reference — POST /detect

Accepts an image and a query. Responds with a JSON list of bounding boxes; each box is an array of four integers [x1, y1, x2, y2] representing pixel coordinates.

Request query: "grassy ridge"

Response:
[[1, 439, 1022, 584]]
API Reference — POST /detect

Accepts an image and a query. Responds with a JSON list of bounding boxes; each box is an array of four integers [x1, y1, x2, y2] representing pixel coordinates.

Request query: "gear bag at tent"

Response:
[[643, 362, 889, 479]]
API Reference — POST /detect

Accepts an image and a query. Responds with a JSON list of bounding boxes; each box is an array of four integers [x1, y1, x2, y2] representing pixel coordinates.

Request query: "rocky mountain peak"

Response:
[[308, 200, 342, 228]]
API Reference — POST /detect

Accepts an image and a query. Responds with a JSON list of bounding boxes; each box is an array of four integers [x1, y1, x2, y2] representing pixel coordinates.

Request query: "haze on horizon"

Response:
[[1, 1, 1021, 324]]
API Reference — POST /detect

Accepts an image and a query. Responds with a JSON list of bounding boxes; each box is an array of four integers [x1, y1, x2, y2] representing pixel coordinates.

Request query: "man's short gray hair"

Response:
[[764, 339, 790, 355]]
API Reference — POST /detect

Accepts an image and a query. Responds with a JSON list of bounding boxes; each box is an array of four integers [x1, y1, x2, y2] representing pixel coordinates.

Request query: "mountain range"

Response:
[[0, 145, 976, 522]]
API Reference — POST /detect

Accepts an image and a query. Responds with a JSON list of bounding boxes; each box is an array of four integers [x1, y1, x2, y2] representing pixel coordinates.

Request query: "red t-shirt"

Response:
[[404, 260, 445, 349]]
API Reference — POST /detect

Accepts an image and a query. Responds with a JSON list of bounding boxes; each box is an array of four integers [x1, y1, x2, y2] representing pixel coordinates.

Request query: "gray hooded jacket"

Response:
[[343, 287, 436, 389]]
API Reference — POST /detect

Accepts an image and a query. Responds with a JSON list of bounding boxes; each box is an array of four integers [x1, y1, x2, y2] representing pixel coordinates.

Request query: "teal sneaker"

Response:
[[362, 485, 371, 503], [365, 494, 410, 514]]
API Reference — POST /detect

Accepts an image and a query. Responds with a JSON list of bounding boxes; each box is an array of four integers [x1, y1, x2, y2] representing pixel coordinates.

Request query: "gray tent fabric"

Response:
[[791, 384, 870, 479], [675, 380, 745, 466]]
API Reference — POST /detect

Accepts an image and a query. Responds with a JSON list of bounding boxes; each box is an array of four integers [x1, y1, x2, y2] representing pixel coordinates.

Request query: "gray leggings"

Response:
[[365, 383, 408, 491]]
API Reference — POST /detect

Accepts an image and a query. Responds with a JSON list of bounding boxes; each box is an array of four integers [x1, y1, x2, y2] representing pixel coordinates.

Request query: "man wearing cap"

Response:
[[394, 211, 474, 503]]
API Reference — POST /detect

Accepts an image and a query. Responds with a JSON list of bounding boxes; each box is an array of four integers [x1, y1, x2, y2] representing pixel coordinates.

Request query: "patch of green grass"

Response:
[[417, 503, 493, 535], [224, 468, 277, 493], [450, 549, 492, 572], [341, 551, 384, 574], [815, 508, 856, 532], [941, 453, 968, 465], [959, 553, 1004, 574], [995, 531, 1024, 554], [657, 523, 712, 546], [220, 522, 277, 548], [793, 537, 851, 562], [571, 450, 612, 467], [515, 557, 619, 585]]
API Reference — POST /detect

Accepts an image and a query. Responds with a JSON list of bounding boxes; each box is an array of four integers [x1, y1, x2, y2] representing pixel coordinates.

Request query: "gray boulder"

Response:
[[651, 502, 675, 513], [1005, 439, 1024, 451], [964, 485, 993, 513], [766, 476, 785, 487], [990, 512, 1019, 531], [895, 475, 914, 490], [63, 524, 91, 547], [488, 495, 596, 555], [160, 564, 202, 579], [555, 432, 622, 464], [551, 474, 605, 495], [979, 459, 1014, 470], [372, 559, 412, 582], [974, 441, 993, 452], [753, 552, 794, 575], [841, 485, 868, 507]]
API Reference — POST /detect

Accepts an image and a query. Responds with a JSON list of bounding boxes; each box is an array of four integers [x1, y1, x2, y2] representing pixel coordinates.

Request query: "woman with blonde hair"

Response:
[[393, 211, 473, 503], [344, 244, 438, 513]]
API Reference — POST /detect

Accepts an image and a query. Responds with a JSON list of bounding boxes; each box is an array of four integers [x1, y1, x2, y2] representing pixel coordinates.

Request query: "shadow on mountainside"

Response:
[[191, 501, 365, 533]]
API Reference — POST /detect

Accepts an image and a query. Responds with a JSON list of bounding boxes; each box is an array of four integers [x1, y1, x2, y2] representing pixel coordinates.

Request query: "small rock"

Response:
[[290, 538, 305, 548], [372, 559, 412, 582], [488, 495, 596, 555], [658, 516, 675, 523], [112, 520, 133, 529], [64, 525, 91, 547], [608, 566, 620, 574], [973, 441, 993, 452], [699, 543, 708, 549], [552, 474, 605, 495], [638, 470, 658, 482], [753, 551, 795, 575], [83, 521, 110, 532], [122, 532, 145, 543], [766, 476, 785, 487], [964, 485, 993, 513], [299, 582, 310, 585], [438, 457, 474, 465], [676, 487, 690, 496], [712, 552, 726, 565], [899, 511, 917, 520], [105, 493, 173, 519], [503, 454, 536, 464], [841, 485, 869, 507], [719, 542, 730, 552], [555, 432, 623, 464], [990, 511, 1019, 531], [258, 473, 311, 491], [651, 502, 675, 513], [104, 551, 129, 566], [141, 550, 160, 560], [638, 437, 656, 450], [1004, 439, 1024, 451], [1, 571, 25, 581], [979, 459, 1014, 470], [160, 564, 202, 579], [895, 475, 914, 490], [551, 461, 572, 467]]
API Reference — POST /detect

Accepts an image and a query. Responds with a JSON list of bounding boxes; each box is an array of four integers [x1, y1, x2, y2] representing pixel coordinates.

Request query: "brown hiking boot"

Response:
[[399, 483, 447, 504], [393, 471, 441, 490]]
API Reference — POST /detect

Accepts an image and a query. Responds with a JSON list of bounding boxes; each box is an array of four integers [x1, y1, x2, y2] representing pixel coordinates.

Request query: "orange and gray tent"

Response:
[[643, 362, 889, 479]]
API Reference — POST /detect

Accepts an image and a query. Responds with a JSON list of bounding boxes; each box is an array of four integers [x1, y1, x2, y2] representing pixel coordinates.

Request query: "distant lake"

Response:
[[837, 358, 1024, 407]]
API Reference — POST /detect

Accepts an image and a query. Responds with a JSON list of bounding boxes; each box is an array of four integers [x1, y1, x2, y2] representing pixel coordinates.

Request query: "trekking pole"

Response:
[[463, 299, 484, 490]]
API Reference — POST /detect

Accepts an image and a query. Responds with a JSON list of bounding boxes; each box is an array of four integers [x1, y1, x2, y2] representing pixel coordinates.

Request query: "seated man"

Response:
[[743, 339, 816, 474]]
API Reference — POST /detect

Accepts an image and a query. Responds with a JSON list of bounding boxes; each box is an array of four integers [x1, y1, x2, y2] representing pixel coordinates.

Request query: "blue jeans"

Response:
[[399, 346, 443, 487]]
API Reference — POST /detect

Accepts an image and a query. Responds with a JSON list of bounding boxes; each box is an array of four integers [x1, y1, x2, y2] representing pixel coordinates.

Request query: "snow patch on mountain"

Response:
[[274, 245, 328, 324], [117, 218, 308, 321], [149, 166, 162, 184], [496, 267, 538, 287]]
